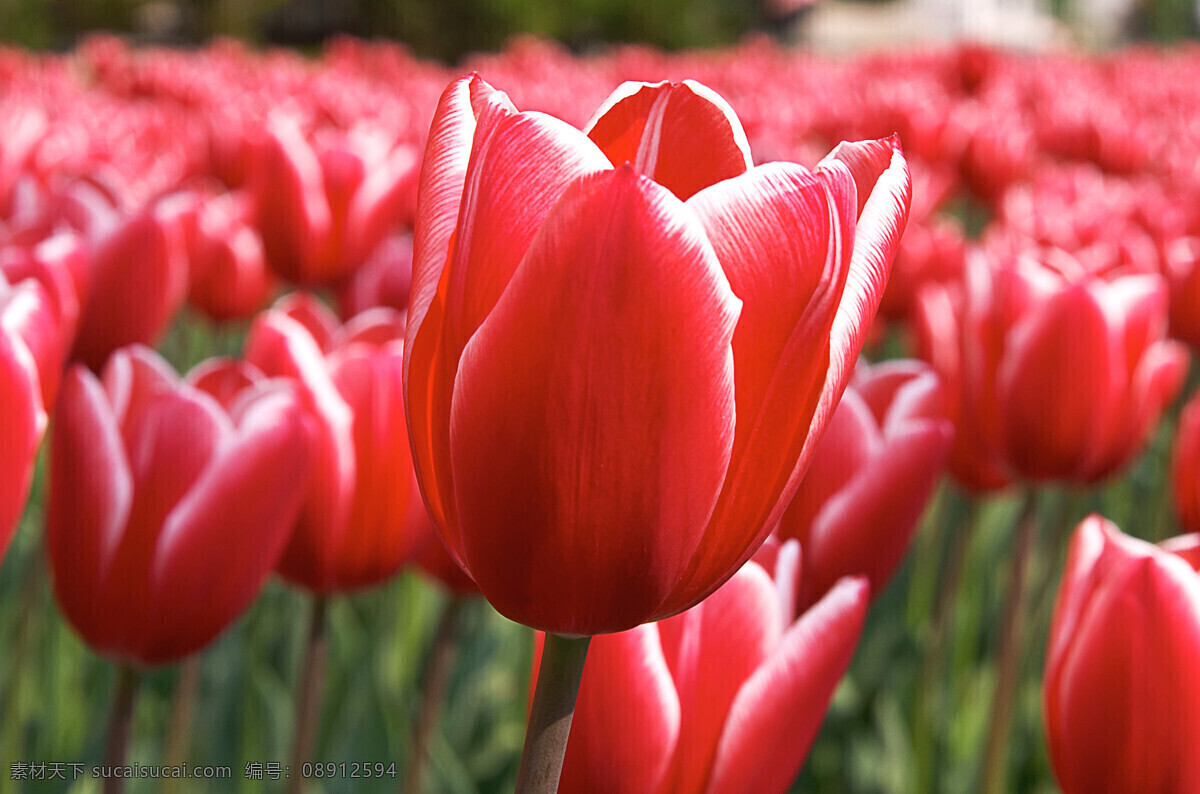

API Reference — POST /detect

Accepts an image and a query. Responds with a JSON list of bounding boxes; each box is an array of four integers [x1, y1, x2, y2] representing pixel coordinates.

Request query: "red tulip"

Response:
[[544, 539, 868, 794], [776, 359, 953, 610], [1044, 516, 1200, 794], [0, 236, 78, 391], [1162, 236, 1200, 349], [336, 232, 413, 320], [70, 201, 189, 371], [249, 116, 420, 287], [404, 75, 911, 635], [183, 189, 274, 322], [0, 272, 59, 559], [46, 346, 313, 666], [245, 294, 434, 592], [915, 247, 1187, 488]]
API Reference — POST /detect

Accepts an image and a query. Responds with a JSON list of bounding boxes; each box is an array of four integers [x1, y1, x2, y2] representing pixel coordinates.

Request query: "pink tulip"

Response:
[[776, 359, 953, 610], [404, 75, 911, 635], [1044, 516, 1200, 794], [46, 346, 312, 666], [545, 539, 869, 794]]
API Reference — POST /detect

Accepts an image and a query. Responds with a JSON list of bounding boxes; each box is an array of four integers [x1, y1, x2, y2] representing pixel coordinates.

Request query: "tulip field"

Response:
[[3, 32, 1200, 794]]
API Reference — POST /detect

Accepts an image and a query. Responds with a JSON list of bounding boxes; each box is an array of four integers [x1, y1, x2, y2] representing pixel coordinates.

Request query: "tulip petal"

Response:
[[186, 357, 266, 411], [252, 116, 333, 285], [1045, 516, 1113, 681], [101, 384, 228, 659], [1048, 529, 1200, 793], [448, 167, 739, 634], [777, 389, 880, 555], [323, 350, 427, 591], [406, 74, 514, 537], [853, 360, 946, 428], [245, 311, 356, 590], [146, 384, 312, 664], [344, 144, 420, 267], [273, 292, 341, 352], [666, 161, 853, 613], [71, 211, 189, 370], [408, 76, 495, 360], [659, 561, 782, 794], [0, 329, 44, 558], [998, 283, 1114, 480], [803, 138, 911, 473], [558, 626, 681, 794], [704, 576, 869, 794], [407, 91, 609, 555], [585, 80, 753, 200], [46, 366, 133, 654], [1093, 337, 1187, 480], [798, 419, 952, 608]]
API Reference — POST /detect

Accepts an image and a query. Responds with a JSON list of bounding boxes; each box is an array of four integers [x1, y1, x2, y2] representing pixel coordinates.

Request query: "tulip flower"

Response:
[[1044, 516, 1200, 794], [245, 294, 433, 593], [404, 75, 911, 637], [543, 539, 868, 794], [915, 246, 1186, 489], [336, 232, 413, 320], [45, 345, 312, 666], [0, 230, 89, 402], [776, 359, 953, 610], [1162, 236, 1200, 350], [249, 116, 420, 287], [0, 272, 59, 559], [183, 189, 274, 322], [70, 201, 190, 371]]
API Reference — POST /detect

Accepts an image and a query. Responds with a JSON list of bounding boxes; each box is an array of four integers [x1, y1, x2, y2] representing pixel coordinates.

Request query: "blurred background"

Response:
[[2, 0, 1197, 59]]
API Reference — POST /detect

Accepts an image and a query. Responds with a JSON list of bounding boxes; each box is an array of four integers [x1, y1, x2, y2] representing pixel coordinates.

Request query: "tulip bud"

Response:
[[1044, 516, 1200, 793]]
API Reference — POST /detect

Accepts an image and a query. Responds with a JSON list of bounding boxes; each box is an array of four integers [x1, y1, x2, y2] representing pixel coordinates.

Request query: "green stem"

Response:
[[913, 494, 979, 793], [980, 490, 1038, 794], [103, 665, 142, 794], [403, 596, 466, 794], [161, 655, 203, 794], [514, 633, 591, 794], [0, 548, 46, 792], [287, 596, 328, 794]]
